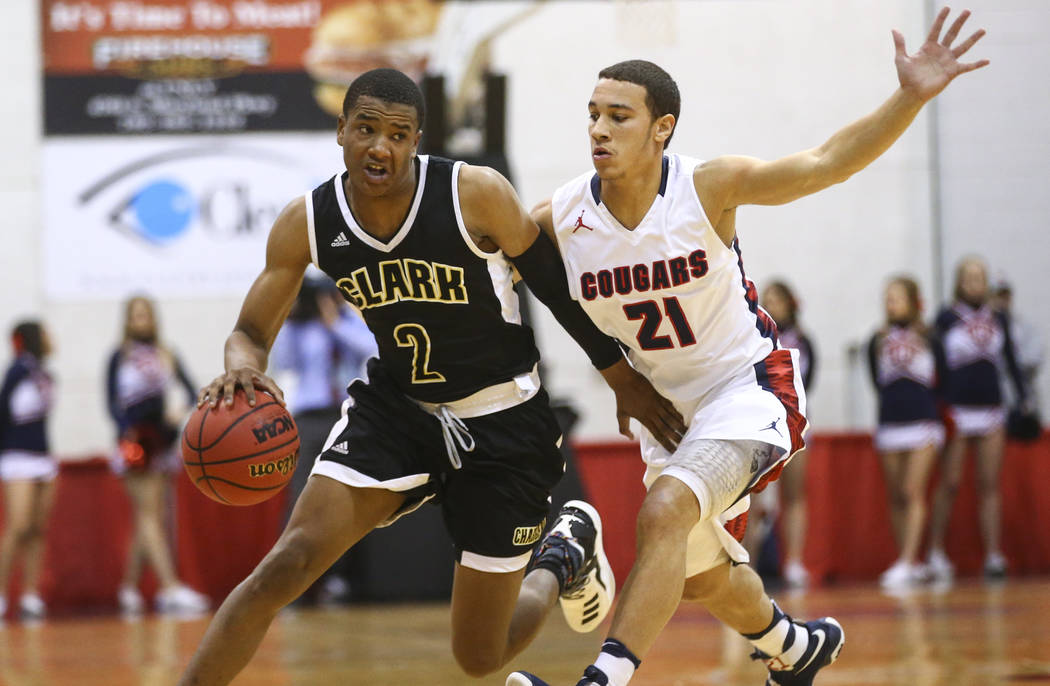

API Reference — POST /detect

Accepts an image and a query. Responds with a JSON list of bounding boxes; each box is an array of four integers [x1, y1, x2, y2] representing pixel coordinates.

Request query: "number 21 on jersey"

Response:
[[623, 297, 696, 351]]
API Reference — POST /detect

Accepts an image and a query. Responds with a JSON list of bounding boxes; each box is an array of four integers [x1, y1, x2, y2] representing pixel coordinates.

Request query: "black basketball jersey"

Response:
[[307, 155, 539, 403]]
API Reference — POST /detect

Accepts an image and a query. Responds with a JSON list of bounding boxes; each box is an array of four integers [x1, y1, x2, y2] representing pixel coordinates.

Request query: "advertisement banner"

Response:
[[42, 134, 340, 299], [39, 0, 535, 299], [42, 0, 343, 134], [41, 0, 535, 135]]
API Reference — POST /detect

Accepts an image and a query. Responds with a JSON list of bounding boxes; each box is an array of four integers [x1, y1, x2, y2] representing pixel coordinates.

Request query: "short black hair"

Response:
[[11, 320, 44, 358], [598, 60, 680, 148], [342, 68, 425, 131]]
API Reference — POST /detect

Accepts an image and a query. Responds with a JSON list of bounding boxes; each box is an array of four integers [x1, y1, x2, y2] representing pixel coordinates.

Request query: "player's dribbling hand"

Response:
[[599, 359, 687, 452], [197, 367, 286, 409]]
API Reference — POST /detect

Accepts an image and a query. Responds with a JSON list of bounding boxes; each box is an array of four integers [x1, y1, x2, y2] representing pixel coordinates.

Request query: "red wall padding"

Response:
[[1, 433, 1047, 615], [0, 460, 286, 616], [576, 433, 1050, 586]]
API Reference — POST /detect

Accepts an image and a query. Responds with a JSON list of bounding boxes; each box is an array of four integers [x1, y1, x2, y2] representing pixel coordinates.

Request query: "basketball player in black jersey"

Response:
[[178, 69, 685, 685]]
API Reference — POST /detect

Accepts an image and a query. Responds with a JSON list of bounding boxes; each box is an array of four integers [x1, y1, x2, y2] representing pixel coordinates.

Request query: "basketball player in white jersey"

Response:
[[509, 8, 987, 686]]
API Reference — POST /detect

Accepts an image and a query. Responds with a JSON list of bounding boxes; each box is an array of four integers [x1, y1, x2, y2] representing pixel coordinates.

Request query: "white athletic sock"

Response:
[[587, 638, 641, 686], [744, 600, 810, 670]]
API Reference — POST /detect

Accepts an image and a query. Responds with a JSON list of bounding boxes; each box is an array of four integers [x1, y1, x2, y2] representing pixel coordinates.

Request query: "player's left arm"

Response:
[[698, 8, 988, 225], [457, 165, 686, 450]]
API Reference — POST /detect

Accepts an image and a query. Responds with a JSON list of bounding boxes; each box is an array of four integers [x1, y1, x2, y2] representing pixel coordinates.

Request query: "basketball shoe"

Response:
[[527, 500, 614, 633], [506, 673, 549, 686], [507, 668, 607, 686], [752, 616, 845, 686]]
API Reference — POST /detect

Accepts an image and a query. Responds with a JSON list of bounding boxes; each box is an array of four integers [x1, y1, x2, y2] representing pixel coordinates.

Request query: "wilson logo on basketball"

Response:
[[512, 519, 545, 546], [248, 452, 298, 479], [251, 416, 295, 444]]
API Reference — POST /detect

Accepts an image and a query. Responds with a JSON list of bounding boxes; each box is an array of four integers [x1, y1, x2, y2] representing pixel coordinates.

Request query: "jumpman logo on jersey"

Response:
[[572, 210, 595, 233], [760, 418, 783, 437]]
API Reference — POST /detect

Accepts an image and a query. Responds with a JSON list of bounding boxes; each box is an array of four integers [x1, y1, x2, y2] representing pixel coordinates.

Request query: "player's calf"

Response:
[[243, 530, 331, 610]]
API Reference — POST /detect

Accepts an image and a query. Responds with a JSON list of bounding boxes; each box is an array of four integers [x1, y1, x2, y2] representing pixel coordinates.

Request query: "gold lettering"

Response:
[[379, 260, 412, 303], [335, 261, 466, 309], [404, 258, 438, 300], [434, 264, 468, 303], [352, 267, 383, 308], [335, 277, 366, 309]]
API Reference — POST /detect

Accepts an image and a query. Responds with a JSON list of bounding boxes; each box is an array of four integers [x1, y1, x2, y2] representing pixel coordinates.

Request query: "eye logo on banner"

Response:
[[74, 145, 301, 250], [43, 136, 338, 300], [110, 179, 196, 244]]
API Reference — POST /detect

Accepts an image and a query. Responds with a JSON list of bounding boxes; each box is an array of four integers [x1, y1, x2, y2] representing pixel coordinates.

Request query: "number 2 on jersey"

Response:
[[623, 297, 696, 351], [393, 323, 446, 384]]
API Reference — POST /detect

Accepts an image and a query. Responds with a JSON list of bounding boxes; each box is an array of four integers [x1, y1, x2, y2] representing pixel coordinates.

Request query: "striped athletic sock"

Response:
[[584, 638, 641, 686], [742, 600, 810, 670]]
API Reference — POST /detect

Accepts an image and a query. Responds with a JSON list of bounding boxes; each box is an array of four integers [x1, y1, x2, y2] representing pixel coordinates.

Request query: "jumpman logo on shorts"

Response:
[[760, 418, 783, 437]]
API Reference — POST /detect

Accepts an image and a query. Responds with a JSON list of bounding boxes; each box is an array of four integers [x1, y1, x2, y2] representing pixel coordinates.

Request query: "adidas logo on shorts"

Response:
[[331, 232, 350, 247], [331, 441, 349, 454]]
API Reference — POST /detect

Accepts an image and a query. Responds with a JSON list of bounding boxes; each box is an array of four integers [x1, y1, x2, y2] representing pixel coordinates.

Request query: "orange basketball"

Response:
[[181, 389, 300, 506]]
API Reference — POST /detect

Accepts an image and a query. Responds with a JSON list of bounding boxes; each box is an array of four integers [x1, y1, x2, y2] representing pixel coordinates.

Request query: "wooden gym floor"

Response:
[[1, 578, 1048, 685]]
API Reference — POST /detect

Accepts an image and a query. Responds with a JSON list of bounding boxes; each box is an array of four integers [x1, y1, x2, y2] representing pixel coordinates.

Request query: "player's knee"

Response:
[[681, 564, 729, 603], [636, 491, 695, 545], [452, 644, 503, 678]]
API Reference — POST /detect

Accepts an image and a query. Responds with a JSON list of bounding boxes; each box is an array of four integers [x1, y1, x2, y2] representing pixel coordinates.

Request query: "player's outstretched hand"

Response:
[[599, 359, 686, 453], [197, 366, 286, 409], [894, 7, 989, 102]]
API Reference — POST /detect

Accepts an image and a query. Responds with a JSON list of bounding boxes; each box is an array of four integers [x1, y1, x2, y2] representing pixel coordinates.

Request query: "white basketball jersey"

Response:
[[551, 154, 778, 407]]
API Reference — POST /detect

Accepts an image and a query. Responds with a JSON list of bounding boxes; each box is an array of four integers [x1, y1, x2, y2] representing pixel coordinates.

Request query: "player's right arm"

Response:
[[198, 197, 312, 409]]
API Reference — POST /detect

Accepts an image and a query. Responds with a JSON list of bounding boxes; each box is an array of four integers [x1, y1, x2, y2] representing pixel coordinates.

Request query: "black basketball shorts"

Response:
[[311, 360, 565, 573]]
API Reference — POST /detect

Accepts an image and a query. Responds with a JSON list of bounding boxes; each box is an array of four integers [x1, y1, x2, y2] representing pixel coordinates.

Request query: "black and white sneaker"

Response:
[[506, 667, 606, 686], [754, 616, 845, 686], [506, 673, 550, 686], [527, 500, 614, 633]]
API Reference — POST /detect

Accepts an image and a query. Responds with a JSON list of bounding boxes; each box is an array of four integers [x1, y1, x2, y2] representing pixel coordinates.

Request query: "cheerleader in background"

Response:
[[106, 296, 209, 614], [868, 277, 943, 589], [757, 281, 816, 588], [927, 258, 1029, 580], [0, 321, 56, 619]]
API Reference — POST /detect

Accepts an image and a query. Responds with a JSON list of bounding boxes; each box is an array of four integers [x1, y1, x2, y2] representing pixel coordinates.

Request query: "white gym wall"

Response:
[[1, 0, 1046, 453]]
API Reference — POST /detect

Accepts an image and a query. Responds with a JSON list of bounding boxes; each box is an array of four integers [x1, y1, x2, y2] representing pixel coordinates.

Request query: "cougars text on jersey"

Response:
[[579, 250, 709, 300]]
